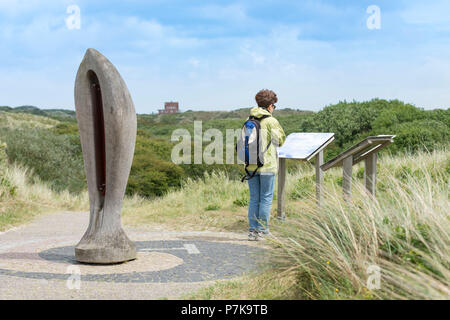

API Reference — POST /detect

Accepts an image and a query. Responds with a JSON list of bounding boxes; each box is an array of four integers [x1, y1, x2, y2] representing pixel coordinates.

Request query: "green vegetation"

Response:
[[0, 138, 87, 231], [122, 171, 249, 231], [0, 99, 448, 199], [185, 149, 449, 300], [0, 101, 448, 299], [0, 126, 85, 193]]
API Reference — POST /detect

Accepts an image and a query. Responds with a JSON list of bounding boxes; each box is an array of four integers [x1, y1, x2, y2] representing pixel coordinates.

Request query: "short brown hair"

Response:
[[255, 89, 278, 109]]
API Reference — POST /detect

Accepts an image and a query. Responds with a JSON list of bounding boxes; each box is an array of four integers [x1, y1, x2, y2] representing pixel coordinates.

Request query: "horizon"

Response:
[[1, 1, 450, 113], [2, 96, 449, 115]]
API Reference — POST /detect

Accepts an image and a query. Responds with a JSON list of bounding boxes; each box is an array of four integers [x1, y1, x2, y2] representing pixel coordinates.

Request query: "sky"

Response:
[[0, 0, 449, 113]]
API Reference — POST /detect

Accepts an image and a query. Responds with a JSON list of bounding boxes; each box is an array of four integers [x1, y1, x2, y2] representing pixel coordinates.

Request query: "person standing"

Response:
[[246, 89, 286, 241]]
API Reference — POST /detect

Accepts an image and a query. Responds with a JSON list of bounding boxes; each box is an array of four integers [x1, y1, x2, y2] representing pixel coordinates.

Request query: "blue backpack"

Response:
[[237, 114, 271, 182]]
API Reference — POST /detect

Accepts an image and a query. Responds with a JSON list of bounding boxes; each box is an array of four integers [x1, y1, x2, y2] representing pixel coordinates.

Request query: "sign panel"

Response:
[[277, 132, 335, 160]]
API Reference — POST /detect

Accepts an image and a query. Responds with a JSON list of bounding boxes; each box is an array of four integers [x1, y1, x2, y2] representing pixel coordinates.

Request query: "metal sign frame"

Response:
[[276, 133, 335, 220], [321, 135, 395, 201]]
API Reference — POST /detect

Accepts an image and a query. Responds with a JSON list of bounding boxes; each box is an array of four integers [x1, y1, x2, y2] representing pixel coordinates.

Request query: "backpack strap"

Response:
[[241, 139, 270, 182], [253, 114, 270, 121], [241, 163, 262, 182], [262, 140, 271, 153], [240, 113, 272, 182]]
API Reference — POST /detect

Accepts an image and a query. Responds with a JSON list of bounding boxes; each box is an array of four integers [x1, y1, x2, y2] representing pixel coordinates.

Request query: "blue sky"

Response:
[[0, 0, 449, 113]]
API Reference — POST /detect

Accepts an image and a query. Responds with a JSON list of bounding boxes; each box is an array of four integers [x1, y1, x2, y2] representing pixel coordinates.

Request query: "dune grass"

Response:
[[0, 110, 59, 129], [122, 171, 250, 231], [187, 148, 449, 300], [0, 163, 88, 231], [1, 140, 448, 299]]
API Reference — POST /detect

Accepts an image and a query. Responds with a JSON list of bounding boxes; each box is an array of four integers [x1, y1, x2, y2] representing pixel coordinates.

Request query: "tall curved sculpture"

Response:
[[74, 48, 136, 264]]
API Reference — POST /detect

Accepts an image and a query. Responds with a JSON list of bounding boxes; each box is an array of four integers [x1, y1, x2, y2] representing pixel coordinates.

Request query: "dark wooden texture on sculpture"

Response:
[[89, 71, 107, 197]]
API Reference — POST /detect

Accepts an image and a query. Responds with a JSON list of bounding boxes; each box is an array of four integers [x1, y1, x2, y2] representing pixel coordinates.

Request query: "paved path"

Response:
[[0, 211, 268, 299]]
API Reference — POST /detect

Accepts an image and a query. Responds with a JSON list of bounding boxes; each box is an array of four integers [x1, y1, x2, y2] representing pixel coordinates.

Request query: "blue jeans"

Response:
[[247, 172, 275, 233]]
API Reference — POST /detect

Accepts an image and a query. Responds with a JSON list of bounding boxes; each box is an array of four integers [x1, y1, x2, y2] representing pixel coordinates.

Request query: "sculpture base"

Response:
[[75, 228, 136, 264]]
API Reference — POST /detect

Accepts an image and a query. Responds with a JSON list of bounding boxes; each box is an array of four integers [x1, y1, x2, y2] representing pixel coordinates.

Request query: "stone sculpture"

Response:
[[74, 48, 137, 264]]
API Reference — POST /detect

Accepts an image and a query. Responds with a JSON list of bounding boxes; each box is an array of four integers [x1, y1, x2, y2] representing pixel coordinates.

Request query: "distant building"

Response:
[[158, 102, 179, 114]]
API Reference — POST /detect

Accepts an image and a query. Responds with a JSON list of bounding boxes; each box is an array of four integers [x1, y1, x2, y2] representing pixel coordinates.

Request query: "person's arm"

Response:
[[268, 118, 286, 147]]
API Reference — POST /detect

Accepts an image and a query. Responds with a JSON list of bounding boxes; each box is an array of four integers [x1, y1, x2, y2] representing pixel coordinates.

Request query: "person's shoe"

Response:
[[254, 231, 266, 241], [262, 231, 272, 238], [248, 231, 257, 241]]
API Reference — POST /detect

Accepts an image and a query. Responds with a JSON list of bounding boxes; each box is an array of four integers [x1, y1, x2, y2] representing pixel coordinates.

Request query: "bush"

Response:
[[0, 141, 7, 169], [233, 189, 249, 207], [315, 100, 379, 147], [387, 120, 449, 153], [205, 203, 221, 211], [311, 99, 449, 157], [290, 175, 315, 199], [0, 141, 17, 199], [126, 153, 185, 198], [1, 101, 448, 199], [0, 127, 86, 194]]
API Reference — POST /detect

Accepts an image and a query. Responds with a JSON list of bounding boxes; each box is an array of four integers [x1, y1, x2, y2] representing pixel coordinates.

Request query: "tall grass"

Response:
[[187, 149, 449, 300], [0, 163, 88, 231], [1, 125, 448, 300], [122, 171, 249, 231], [0, 111, 59, 129], [263, 149, 449, 300]]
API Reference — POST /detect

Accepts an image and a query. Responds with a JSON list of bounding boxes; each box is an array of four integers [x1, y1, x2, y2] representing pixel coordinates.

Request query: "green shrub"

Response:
[[205, 204, 221, 211], [0, 176, 17, 198], [0, 127, 86, 194], [0, 141, 7, 168], [52, 122, 79, 136], [233, 189, 249, 207], [290, 175, 315, 199], [1, 101, 448, 200], [0, 141, 17, 199], [395, 165, 413, 181], [126, 153, 185, 198], [356, 167, 365, 179], [315, 100, 379, 147], [388, 120, 449, 153], [379, 220, 440, 276]]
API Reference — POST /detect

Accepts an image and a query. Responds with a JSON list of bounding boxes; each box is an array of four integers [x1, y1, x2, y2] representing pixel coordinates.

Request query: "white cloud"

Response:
[[0, 1, 449, 112]]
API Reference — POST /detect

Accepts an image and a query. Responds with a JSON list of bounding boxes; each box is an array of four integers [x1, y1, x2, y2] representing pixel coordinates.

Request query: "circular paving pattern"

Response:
[[0, 251, 184, 275], [0, 240, 266, 283]]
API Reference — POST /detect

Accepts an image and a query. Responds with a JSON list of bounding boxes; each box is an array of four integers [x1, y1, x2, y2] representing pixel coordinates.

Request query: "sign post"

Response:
[[277, 157, 287, 220], [276, 133, 335, 219], [321, 135, 395, 201]]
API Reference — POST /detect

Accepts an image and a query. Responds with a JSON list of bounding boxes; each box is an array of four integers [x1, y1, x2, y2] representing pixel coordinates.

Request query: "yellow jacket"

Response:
[[246, 107, 286, 174]]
